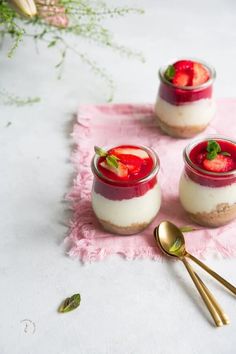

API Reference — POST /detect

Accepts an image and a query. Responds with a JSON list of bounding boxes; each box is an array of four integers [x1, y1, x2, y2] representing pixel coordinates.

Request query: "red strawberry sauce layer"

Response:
[[93, 146, 158, 201], [159, 82, 213, 106], [185, 140, 236, 188]]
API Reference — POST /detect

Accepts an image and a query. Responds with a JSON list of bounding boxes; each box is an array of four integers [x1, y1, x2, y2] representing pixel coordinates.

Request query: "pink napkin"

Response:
[[66, 99, 236, 262]]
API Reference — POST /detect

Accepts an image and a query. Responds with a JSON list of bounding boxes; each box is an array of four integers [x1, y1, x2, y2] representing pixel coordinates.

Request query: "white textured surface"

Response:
[[155, 97, 216, 126], [1, 1, 236, 354], [179, 173, 236, 213], [92, 184, 161, 227]]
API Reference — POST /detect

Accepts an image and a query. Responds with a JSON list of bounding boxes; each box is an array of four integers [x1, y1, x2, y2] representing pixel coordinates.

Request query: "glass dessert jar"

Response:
[[155, 59, 216, 138], [179, 136, 236, 227], [91, 145, 161, 235]]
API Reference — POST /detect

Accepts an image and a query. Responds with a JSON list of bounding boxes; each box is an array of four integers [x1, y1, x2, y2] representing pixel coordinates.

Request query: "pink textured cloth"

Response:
[[66, 99, 236, 262]]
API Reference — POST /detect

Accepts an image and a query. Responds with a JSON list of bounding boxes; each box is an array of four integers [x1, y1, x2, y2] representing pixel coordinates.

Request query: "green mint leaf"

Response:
[[164, 65, 175, 81], [106, 155, 119, 169], [221, 151, 231, 157], [58, 294, 81, 313], [169, 238, 182, 253], [206, 140, 221, 154], [94, 146, 107, 157], [207, 151, 218, 160], [180, 226, 200, 233]]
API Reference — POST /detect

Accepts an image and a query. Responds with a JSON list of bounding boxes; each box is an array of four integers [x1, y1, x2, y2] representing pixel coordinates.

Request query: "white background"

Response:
[[1, 1, 236, 353]]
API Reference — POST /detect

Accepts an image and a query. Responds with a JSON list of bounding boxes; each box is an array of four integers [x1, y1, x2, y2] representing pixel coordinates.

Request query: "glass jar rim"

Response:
[[159, 57, 216, 91], [91, 145, 160, 185], [183, 135, 236, 178]]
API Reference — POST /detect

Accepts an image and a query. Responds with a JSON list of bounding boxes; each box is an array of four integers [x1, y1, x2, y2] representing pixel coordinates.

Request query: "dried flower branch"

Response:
[[0, 0, 144, 104]]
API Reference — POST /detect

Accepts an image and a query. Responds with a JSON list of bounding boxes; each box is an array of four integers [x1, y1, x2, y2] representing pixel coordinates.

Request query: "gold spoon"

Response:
[[154, 221, 229, 327], [186, 252, 236, 296]]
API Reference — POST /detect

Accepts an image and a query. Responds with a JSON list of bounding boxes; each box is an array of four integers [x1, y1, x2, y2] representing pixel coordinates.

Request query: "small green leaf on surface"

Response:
[[180, 226, 200, 233], [58, 294, 81, 313], [164, 65, 175, 81]]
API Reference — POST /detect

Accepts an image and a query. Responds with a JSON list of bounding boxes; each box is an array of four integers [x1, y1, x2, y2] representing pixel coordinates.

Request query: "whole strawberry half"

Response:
[[172, 60, 194, 86]]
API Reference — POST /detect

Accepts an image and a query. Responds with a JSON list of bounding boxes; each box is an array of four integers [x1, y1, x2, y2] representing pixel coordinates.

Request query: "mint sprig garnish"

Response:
[[106, 155, 119, 168], [164, 65, 175, 81], [206, 140, 221, 160], [206, 140, 231, 160], [94, 146, 107, 157], [94, 145, 119, 169]]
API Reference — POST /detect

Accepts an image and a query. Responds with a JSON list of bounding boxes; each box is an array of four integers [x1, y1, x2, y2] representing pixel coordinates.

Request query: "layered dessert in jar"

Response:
[[91, 145, 161, 235], [179, 137, 236, 227], [155, 59, 216, 138]]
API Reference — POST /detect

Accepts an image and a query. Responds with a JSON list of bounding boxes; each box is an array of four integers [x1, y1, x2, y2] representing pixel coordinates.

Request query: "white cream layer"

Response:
[[179, 173, 236, 214], [155, 97, 216, 127], [92, 184, 161, 227]]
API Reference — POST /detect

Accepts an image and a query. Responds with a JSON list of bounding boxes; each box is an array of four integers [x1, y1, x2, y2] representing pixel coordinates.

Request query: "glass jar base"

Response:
[[98, 218, 153, 235], [186, 203, 236, 228], [156, 116, 208, 139]]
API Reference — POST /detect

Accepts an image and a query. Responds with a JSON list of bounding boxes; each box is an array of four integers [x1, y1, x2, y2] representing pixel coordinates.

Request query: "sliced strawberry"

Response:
[[110, 147, 149, 159], [192, 62, 209, 86], [203, 154, 234, 172], [172, 71, 191, 86], [118, 154, 142, 174], [173, 60, 194, 73], [172, 60, 194, 86], [100, 160, 129, 178]]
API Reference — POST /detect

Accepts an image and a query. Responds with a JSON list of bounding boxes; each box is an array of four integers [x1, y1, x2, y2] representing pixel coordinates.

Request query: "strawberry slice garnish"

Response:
[[172, 71, 192, 86], [192, 62, 209, 86], [165, 60, 209, 87], [95, 145, 152, 181], [203, 154, 234, 173], [171, 60, 194, 86], [100, 160, 129, 178], [118, 154, 142, 174], [110, 147, 149, 159]]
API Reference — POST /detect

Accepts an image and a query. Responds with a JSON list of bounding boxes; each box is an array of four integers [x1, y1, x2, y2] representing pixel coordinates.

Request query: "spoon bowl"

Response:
[[154, 221, 186, 258]]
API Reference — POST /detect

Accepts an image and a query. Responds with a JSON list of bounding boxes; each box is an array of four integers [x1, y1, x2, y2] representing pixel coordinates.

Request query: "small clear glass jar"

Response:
[[155, 59, 216, 138], [179, 136, 236, 227], [91, 145, 161, 235]]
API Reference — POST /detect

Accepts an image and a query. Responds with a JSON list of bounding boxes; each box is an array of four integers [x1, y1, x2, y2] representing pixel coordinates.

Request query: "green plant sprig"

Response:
[[0, 89, 40, 106], [0, 0, 145, 103]]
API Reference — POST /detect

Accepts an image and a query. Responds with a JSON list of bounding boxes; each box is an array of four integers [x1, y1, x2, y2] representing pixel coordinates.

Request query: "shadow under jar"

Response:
[[91, 145, 161, 235], [179, 136, 236, 227], [155, 59, 216, 138]]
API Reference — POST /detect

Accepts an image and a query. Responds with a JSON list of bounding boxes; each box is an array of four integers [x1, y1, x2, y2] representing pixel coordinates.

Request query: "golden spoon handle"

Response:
[[194, 272, 230, 325], [181, 257, 223, 327], [187, 253, 236, 296]]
